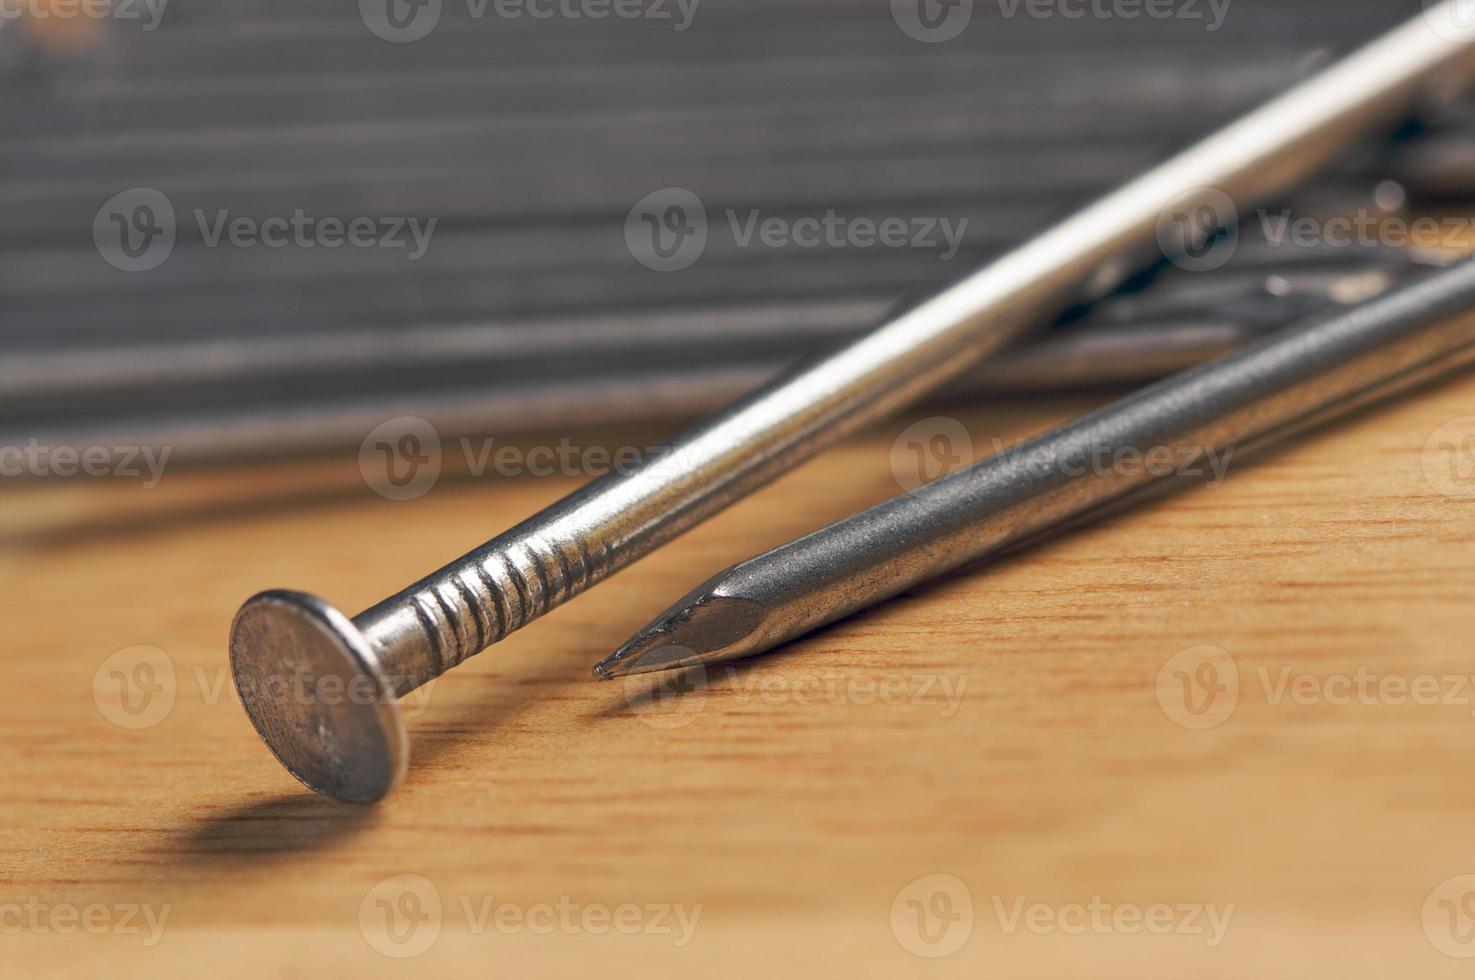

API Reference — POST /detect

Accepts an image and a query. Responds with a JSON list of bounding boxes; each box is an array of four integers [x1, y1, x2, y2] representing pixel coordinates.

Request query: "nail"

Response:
[[230, 516, 601, 802]]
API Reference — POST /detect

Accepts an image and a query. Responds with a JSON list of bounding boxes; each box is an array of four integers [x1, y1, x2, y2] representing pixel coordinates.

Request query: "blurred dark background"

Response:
[[1, 0, 1467, 467]]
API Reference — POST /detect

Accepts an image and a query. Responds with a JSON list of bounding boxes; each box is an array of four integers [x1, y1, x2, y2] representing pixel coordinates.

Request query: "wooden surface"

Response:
[[4, 370, 1475, 978]]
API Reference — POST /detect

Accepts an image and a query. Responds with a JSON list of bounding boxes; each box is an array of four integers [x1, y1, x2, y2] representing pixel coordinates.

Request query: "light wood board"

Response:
[[3, 371, 1475, 977]]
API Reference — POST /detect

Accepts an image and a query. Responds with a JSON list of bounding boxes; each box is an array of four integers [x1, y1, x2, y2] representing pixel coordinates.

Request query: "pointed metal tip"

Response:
[[593, 634, 699, 681], [593, 582, 770, 681], [592, 645, 688, 680]]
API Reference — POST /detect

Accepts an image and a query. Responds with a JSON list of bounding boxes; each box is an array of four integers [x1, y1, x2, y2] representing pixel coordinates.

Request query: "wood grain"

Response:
[[3, 369, 1475, 978]]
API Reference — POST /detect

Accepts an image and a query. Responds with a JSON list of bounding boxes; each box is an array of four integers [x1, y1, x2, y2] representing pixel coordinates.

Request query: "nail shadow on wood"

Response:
[[175, 791, 378, 862]]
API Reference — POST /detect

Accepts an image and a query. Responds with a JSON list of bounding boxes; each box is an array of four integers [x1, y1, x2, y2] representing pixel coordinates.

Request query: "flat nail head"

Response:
[[229, 590, 407, 804]]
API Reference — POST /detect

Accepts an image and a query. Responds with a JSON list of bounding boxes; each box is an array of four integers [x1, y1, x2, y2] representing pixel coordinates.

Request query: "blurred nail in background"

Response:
[[3, 0, 1472, 504]]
